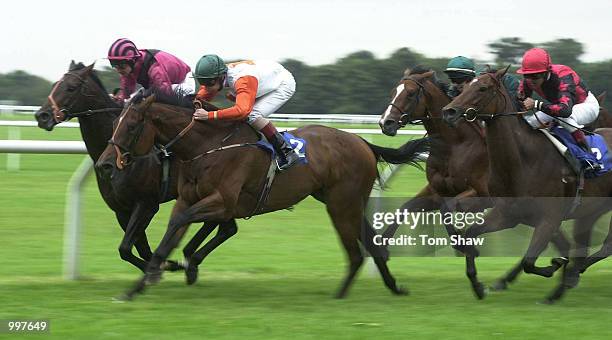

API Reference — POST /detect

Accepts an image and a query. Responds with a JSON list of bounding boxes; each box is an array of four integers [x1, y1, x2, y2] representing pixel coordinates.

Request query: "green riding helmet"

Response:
[[193, 54, 228, 81], [443, 56, 476, 79]]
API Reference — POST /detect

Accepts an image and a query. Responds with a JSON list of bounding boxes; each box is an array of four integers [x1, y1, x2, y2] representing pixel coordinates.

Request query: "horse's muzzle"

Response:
[[34, 110, 56, 131], [380, 118, 399, 136], [442, 107, 465, 127]]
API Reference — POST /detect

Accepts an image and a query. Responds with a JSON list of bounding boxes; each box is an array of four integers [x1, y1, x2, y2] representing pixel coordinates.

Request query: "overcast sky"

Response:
[[2, 0, 610, 81]]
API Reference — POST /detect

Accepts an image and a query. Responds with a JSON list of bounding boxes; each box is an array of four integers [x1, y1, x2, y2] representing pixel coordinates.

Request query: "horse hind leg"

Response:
[[580, 215, 612, 273], [185, 220, 238, 285], [362, 217, 408, 296], [491, 230, 570, 291]]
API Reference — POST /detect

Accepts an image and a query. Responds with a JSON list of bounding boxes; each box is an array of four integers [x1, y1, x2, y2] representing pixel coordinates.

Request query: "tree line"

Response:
[[1, 38, 609, 113]]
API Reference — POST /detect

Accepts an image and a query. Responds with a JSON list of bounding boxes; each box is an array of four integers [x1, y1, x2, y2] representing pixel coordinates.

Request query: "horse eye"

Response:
[[67, 86, 76, 92], [478, 86, 487, 92]]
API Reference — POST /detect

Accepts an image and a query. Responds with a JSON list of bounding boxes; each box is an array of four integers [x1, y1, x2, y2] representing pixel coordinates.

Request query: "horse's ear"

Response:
[[142, 94, 156, 110], [422, 70, 435, 79], [69, 60, 76, 69], [597, 91, 607, 105], [85, 63, 95, 72], [496, 65, 511, 79]]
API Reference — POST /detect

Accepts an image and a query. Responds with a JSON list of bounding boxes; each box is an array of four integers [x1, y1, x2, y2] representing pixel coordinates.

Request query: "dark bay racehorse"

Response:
[[378, 68, 571, 290], [442, 67, 612, 303], [107, 91, 429, 300], [34, 62, 234, 273]]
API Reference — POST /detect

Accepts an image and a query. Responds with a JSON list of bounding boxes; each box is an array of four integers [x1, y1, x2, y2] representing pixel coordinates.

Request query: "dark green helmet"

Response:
[[193, 54, 228, 80], [443, 56, 476, 78]]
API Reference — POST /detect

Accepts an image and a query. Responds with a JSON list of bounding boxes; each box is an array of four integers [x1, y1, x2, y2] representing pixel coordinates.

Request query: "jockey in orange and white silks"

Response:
[[107, 38, 194, 104], [517, 48, 600, 151], [192, 55, 299, 170]]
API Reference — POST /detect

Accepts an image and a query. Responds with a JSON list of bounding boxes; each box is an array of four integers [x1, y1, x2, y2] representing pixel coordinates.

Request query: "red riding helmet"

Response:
[[107, 38, 142, 62], [517, 48, 552, 74]]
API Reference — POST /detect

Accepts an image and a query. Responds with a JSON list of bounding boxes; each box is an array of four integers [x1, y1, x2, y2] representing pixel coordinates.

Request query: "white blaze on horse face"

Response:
[[469, 78, 479, 86], [382, 83, 406, 122], [111, 104, 131, 140]]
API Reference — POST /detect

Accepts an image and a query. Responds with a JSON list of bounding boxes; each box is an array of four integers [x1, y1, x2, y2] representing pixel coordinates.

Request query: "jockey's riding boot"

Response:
[[269, 131, 300, 170], [253, 117, 299, 171], [572, 130, 590, 153]]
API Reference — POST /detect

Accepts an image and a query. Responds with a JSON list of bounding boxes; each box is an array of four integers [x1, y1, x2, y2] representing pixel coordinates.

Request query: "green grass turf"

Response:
[[1, 123, 612, 339]]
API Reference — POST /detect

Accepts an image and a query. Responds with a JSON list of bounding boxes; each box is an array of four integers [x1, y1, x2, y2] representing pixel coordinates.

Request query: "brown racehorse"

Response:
[[442, 67, 612, 303], [378, 67, 572, 290], [34, 62, 235, 273], [106, 89, 429, 300]]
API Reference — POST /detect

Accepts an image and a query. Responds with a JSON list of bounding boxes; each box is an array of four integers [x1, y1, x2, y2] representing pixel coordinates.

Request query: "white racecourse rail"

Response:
[[1, 107, 428, 280]]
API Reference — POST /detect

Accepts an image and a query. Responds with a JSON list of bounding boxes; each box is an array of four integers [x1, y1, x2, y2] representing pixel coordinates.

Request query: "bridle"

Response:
[[108, 102, 197, 170], [47, 70, 122, 123], [461, 73, 525, 122], [387, 77, 432, 127]]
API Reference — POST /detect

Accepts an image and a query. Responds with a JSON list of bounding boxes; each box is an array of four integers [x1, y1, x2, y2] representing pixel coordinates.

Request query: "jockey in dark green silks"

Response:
[[443, 56, 521, 110]]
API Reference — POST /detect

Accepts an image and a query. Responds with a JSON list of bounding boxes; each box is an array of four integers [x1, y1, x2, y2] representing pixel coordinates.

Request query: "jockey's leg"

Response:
[[524, 110, 554, 129], [558, 92, 600, 152], [247, 71, 299, 170]]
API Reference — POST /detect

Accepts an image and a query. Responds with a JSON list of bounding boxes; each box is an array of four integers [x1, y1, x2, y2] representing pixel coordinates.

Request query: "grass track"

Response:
[[1, 119, 612, 339]]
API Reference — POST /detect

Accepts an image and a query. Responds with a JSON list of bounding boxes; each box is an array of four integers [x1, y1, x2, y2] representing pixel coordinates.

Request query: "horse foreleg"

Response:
[[492, 230, 571, 291], [185, 219, 238, 285], [462, 207, 519, 299], [382, 185, 441, 239], [123, 193, 229, 300], [580, 215, 612, 273], [116, 203, 158, 272], [544, 215, 600, 304]]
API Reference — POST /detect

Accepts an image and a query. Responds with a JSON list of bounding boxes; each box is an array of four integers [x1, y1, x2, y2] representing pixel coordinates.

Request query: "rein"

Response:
[[47, 71, 121, 122], [387, 77, 430, 127]]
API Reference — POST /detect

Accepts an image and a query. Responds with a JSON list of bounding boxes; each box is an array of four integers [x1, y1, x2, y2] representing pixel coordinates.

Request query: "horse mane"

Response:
[[148, 87, 195, 109], [69, 62, 120, 109], [404, 65, 450, 96]]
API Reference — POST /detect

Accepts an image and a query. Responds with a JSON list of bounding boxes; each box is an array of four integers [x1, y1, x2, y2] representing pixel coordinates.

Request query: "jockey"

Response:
[[444, 56, 521, 108], [443, 56, 478, 98], [107, 38, 194, 104], [517, 48, 600, 152], [191, 55, 299, 170]]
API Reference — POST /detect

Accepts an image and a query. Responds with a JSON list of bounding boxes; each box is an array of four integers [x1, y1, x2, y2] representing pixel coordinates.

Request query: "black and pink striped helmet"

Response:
[[107, 38, 142, 62]]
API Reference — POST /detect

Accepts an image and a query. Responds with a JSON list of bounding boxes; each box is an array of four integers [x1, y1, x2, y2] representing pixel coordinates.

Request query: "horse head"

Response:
[[104, 94, 158, 171], [442, 65, 511, 127], [379, 70, 437, 136], [35, 61, 116, 131]]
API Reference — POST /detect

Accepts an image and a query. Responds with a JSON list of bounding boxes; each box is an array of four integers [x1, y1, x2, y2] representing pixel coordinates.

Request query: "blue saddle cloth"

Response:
[[549, 126, 612, 178], [255, 132, 308, 165]]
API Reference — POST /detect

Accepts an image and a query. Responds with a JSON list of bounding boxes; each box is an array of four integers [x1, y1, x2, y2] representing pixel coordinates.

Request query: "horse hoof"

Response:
[[162, 260, 185, 272], [563, 274, 580, 289], [551, 257, 569, 268], [186, 265, 199, 285], [393, 285, 409, 296], [473, 283, 488, 300], [490, 280, 508, 292], [145, 270, 162, 285], [112, 295, 131, 303], [538, 298, 556, 305]]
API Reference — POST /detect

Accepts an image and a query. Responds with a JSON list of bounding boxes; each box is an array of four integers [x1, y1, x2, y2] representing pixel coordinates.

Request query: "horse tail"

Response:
[[362, 136, 429, 167]]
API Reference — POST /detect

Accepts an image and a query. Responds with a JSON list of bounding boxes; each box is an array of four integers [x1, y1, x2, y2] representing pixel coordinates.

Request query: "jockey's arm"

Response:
[[206, 76, 258, 120], [517, 79, 532, 101], [148, 63, 173, 94], [537, 82, 575, 118], [117, 75, 136, 102]]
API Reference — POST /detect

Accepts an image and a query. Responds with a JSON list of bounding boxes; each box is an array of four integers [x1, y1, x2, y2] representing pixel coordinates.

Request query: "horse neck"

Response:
[[153, 106, 252, 160], [76, 77, 118, 162], [422, 83, 475, 145], [484, 93, 527, 194]]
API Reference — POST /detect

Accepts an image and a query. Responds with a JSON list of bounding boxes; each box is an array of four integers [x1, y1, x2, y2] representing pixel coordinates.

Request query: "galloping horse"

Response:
[[107, 90, 429, 300], [442, 67, 612, 303], [34, 62, 235, 273], [378, 67, 571, 290]]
